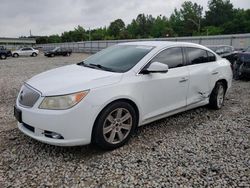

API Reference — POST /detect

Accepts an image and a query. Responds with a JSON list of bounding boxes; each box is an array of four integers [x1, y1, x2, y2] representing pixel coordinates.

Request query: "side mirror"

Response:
[[141, 62, 169, 74]]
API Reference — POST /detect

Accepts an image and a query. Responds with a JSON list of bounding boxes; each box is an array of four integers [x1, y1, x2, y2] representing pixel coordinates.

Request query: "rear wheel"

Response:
[[92, 101, 137, 150], [209, 82, 226, 109], [13, 53, 19, 58], [0, 54, 6, 59]]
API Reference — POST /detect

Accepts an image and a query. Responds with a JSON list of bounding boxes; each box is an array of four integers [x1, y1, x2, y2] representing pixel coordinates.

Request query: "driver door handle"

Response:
[[212, 71, 219, 75], [179, 77, 189, 83]]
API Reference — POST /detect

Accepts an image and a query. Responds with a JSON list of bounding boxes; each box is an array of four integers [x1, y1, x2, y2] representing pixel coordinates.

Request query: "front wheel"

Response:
[[32, 52, 37, 57], [209, 82, 226, 110], [92, 101, 137, 150], [0, 54, 6, 59]]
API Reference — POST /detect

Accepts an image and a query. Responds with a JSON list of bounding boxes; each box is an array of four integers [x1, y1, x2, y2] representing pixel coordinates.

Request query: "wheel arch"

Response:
[[91, 98, 140, 142], [215, 79, 228, 92]]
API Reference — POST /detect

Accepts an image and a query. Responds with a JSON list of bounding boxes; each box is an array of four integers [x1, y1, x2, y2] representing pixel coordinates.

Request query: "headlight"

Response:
[[39, 91, 89, 110]]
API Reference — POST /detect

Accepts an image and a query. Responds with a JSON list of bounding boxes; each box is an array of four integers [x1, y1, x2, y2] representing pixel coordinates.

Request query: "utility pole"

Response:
[[188, 18, 201, 36], [89, 27, 91, 41]]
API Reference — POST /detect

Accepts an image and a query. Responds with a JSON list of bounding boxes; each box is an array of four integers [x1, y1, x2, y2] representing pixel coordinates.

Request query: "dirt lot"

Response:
[[0, 54, 249, 187]]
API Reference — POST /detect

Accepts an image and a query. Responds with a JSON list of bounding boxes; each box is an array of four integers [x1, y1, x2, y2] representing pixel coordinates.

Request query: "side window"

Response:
[[186, 47, 209, 65], [207, 51, 216, 62], [151, 47, 183, 68]]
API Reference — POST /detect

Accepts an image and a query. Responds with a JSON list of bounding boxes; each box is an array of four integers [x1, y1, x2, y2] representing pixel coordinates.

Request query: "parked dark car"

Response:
[[207, 45, 238, 64], [233, 47, 250, 79], [44, 47, 72, 57], [0, 46, 12, 60]]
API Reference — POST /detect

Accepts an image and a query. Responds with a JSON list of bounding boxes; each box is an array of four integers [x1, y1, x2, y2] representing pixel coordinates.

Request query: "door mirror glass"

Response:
[[142, 62, 169, 74]]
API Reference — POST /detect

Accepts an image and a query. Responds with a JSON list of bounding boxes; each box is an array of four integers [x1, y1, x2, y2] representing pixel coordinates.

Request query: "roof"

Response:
[[119, 40, 207, 49], [0, 37, 36, 44]]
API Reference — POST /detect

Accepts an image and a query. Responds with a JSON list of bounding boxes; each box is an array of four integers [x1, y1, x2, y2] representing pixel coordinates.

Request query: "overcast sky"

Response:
[[0, 0, 249, 37]]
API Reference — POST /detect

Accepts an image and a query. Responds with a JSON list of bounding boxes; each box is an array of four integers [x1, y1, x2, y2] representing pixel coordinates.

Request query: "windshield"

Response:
[[52, 47, 60, 51], [82, 45, 154, 73], [246, 47, 250, 52]]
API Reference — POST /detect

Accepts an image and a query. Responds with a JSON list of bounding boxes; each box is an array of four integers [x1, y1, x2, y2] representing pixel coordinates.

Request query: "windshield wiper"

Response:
[[77, 61, 93, 68], [77, 62, 116, 72], [89, 63, 115, 72]]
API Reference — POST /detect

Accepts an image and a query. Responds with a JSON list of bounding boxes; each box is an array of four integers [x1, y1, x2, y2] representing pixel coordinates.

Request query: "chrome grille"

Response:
[[18, 85, 40, 107]]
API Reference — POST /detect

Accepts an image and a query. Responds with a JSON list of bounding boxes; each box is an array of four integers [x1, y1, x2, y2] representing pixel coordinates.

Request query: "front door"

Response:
[[137, 47, 189, 121]]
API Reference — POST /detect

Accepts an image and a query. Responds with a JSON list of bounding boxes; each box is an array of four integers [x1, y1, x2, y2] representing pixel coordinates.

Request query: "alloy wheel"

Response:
[[103, 108, 132, 144], [217, 85, 225, 108]]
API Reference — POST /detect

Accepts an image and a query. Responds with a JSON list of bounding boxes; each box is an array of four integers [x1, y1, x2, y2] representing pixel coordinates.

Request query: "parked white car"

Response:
[[14, 42, 232, 149], [12, 47, 39, 57]]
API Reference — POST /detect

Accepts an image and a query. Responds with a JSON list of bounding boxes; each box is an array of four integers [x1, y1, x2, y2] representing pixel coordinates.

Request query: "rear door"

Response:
[[19, 48, 27, 56], [185, 47, 218, 106], [26, 48, 33, 56]]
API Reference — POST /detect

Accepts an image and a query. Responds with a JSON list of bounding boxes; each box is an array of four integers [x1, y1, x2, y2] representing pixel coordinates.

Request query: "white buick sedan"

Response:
[[15, 42, 232, 149], [12, 47, 39, 57]]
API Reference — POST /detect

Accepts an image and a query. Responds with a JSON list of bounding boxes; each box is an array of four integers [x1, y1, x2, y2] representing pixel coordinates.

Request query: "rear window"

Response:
[[186, 47, 216, 65]]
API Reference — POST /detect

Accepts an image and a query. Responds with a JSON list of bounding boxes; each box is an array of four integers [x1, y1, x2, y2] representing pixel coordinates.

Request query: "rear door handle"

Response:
[[212, 71, 219, 75], [179, 77, 189, 83]]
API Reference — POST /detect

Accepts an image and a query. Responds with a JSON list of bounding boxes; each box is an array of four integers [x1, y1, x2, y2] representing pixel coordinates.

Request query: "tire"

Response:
[[92, 101, 137, 150], [209, 82, 226, 110], [13, 53, 19, 58], [0, 54, 6, 59], [66, 52, 70, 56], [32, 52, 37, 57], [51, 54, 55, 57]]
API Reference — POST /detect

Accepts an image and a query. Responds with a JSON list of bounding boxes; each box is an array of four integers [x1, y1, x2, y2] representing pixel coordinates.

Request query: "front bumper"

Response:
[[16, 95, 100, 146], [18, 123, 89, 146]]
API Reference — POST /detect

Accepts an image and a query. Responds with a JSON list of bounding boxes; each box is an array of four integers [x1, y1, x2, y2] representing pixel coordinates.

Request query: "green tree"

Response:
[[201, 26, 224, 35], [151, 16, 173, 37], [91, 28, 107, 40], [205, 0, 234, 27], [108, 19, 125, 39], [170, 1, 203, 36], [48, 35, 61, 43]]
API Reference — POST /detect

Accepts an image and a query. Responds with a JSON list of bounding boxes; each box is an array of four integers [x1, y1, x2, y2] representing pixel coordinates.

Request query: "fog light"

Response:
[[44, 131, 64, 139]]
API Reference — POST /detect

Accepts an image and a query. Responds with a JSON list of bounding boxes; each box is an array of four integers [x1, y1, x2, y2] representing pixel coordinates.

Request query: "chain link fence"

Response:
[[34, 33, 250, 53]]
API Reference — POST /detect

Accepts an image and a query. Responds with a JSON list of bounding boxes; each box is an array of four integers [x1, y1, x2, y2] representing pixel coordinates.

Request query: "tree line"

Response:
[[36, 0, 250, 44]]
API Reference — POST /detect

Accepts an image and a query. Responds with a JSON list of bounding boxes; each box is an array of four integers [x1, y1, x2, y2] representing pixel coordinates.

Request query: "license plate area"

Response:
[[14, 106, 22, 123]]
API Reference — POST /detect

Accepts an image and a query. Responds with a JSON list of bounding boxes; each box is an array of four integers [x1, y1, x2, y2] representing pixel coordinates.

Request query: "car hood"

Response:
[[26, 64, 123, 96]]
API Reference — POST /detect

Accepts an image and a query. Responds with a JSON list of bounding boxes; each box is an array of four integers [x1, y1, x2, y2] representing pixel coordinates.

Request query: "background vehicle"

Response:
[[44, 47, 72, 57], [233, 47, 250, 79], [207, 45, 237, 64], [15, 42, 232, 150], [0, 46, 12, 60], [12, 47, 39, 57]]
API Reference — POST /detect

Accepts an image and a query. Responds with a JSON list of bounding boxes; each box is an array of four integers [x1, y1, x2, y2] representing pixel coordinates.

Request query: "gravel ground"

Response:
[[0, 54, 249, 187]]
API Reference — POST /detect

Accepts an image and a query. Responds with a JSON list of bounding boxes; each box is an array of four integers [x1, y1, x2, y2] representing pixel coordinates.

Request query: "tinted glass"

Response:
[[151, 47, 183, 68], [83, 45, 153, 73], [207, 51, 216, 62], [22, 48, 31, 51], [186, 47, 209, 64]]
